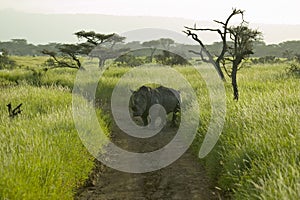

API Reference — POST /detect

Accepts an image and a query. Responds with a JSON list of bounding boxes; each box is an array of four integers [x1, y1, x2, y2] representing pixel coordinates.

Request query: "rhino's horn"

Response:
[[140, 85, 151, 92]]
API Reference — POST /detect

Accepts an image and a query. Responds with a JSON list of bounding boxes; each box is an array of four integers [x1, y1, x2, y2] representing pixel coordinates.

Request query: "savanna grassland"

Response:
[[0, 56, 299, 199], [0, 57, 109, 199]]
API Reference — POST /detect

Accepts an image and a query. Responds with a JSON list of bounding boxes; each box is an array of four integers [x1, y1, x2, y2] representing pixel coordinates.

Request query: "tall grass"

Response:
[[0, 85, 108, 199], [92, 63, 300, 199], [196, 64, 300, 199], [11, 56, 49, 69], [1, 56, 299, 199]]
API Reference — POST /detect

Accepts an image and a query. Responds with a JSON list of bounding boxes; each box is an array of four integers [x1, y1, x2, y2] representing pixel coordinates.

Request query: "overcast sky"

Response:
[[1, 0, 299, 25]]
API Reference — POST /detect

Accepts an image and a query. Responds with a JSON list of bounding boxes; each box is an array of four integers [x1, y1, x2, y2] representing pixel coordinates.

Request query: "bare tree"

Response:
[[184, 8, 261, 100], [184, 9, 244, 80]]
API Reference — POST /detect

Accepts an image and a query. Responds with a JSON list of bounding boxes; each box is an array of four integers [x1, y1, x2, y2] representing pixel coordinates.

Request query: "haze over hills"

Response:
[[1, 10, 300, 45]]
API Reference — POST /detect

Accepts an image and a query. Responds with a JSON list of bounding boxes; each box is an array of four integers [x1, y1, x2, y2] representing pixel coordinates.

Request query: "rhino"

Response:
[[129, 85, 181, 126]]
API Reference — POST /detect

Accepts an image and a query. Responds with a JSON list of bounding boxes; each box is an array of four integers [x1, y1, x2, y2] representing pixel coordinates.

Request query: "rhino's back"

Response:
[[155, 86, 180, 113]]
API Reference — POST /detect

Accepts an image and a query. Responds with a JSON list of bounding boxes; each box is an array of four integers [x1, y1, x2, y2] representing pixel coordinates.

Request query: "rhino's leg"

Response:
[[141, 113, 148, 126], [171, 112, 177, 127], [171, 106, 180, 127]]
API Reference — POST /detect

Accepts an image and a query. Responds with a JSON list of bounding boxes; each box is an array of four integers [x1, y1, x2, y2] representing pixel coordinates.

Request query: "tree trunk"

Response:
[[98, 57, 106, 68], [231, 64, 239, 101], [215, 62, 226, 81]]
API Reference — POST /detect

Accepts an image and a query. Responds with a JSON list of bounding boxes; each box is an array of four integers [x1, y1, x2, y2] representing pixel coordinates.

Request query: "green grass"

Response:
[[0, 85, 109, 199], [10, 56, 48, 68], [197, 64, 300, 199], [92, 63, 300, 199], [0, 57, 299, 199]]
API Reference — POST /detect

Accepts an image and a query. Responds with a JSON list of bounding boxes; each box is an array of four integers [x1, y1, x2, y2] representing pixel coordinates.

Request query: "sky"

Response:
[[1, 0, 300, 25]]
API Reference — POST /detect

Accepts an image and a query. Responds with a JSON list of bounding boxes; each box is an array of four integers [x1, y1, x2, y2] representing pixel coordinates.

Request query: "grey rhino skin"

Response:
[[129, 85, 180, 126]]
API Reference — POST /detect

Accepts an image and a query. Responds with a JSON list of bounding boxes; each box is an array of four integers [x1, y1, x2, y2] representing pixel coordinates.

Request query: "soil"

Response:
[[75, 117, 221, 200]]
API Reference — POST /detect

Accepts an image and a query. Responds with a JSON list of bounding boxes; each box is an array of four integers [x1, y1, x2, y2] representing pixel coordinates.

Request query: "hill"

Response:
[[1, 10, 300, 44]]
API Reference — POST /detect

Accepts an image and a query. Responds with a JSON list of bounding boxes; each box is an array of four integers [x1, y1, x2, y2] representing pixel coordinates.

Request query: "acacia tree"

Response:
[[159, 38, 175, 50], [105, 34, 127, 49], [42, 43, 91, 70], [142, 38, 175, 62], [142, 40, 161, 62], [75, 31, 128, 67], [225, 25, 262, 100], [89, 34, 129, 67], [184, 8, 261, 100], [74, 31, 114, 46], [42, 31, 127, 69]]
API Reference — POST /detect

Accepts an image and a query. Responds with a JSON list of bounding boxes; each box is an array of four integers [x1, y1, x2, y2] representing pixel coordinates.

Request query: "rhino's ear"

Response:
[[140, 85, 151, 92]]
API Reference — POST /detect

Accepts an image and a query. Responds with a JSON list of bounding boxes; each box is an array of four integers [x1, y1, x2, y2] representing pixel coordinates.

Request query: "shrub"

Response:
[[0, 49, 16, 69], [114, 54, 144, 67], [287, 63, 300, 76], [155, 50, 189, 66]]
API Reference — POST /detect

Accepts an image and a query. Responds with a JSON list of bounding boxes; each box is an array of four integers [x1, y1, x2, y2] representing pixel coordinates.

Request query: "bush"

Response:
[[155, 50, 189, 66], [250, 56, 281, 64], [114, 54, 145, 67], [42, 58, 57, 68], [0, 49, 16, 69], [294, 54, 300, 63], [287, 63, 300, 76]]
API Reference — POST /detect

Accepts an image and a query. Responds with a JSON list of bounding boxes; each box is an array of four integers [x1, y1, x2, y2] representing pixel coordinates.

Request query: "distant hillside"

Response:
[[0, 10, 300, 44]]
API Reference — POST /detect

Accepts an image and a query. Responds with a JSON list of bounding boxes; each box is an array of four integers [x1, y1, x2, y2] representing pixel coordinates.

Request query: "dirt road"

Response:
[[75, 118, 220, 200]]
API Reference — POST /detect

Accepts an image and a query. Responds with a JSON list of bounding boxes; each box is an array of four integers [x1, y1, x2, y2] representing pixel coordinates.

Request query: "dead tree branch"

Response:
[[184, 8, 245, 81], [7, 103, 22, 118]]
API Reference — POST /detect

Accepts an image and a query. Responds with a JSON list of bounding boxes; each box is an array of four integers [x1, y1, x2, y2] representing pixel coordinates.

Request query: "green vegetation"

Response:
[[2, 38, 300, 59], [0, 58, 110, 199], [93, 63, 300, 199], [287, 63, 300, 76], [0, 56, 299, 199], [0, 49, 16, 69], [193, 64, 300, 199]]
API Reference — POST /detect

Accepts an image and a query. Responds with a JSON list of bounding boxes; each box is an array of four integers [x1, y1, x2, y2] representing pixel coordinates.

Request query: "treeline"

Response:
[[1, 38, 300, 59], [0, 39, 58, 56], [204, 40, 300, 58]]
